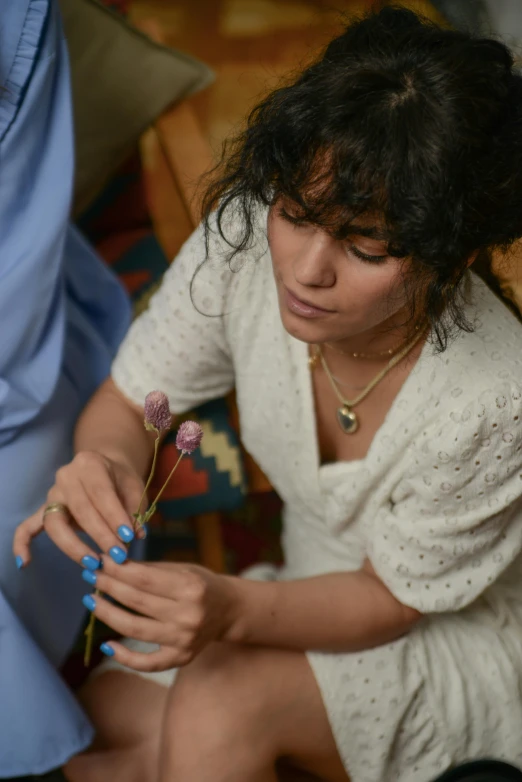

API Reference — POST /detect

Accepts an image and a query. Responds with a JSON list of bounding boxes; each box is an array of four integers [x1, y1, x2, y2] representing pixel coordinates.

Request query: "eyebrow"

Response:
[[348, 224, 391, 242]]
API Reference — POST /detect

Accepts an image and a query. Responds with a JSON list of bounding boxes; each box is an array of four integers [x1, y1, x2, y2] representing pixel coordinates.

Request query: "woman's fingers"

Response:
[[48, 479, 124, 559], [13, 451, 148, 571], [115, 465, 147, 519], [99, 556, 190, 600], [42, 499, 103, 568], [83, 591, 170, 645], [99, 640, 182, 673], [12, 506, 45, 567], [78, 454, 140, 540], [91, 568, 174, 622], [13, 499, 104, 570], [116, 468, 148, 540], [57, 453, 137, 552]]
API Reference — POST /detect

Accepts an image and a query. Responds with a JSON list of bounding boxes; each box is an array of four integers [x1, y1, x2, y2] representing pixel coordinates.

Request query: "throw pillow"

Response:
[[60, 0, 214, 214]]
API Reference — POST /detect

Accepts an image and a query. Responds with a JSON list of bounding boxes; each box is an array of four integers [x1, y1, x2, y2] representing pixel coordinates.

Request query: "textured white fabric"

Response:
[[109, 215, 522, 781]]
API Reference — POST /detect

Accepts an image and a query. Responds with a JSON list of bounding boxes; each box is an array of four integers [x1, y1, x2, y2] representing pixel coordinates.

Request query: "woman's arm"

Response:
[[74, 376, 155, 478], [224, 560, 421, 652], [86, 555, 422, 671]]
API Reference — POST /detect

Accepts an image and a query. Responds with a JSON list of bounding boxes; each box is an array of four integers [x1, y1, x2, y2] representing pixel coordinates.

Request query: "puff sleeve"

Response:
[[369, 384, 522, 612], [111, 221, 236, 412]]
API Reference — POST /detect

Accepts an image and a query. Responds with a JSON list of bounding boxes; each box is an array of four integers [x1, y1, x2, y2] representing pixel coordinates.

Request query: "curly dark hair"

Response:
[[201, 5, 522, 350]]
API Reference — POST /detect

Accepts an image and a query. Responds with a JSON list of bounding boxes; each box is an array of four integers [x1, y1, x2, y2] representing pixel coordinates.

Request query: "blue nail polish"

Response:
[[109, 546, 127, 565], [117, 524, 135, 543], [15, 555, 24, 570], [82, 569, 97, 586], [81, 555, 101, 571], [82, 594, 96, 612], [100, 642, 115, 657]]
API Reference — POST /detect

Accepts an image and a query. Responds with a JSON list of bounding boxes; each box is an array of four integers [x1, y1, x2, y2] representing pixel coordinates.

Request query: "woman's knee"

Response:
[[165, 644, 282, 754]]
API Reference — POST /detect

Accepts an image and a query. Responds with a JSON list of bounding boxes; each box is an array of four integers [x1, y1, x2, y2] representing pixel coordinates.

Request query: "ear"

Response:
[[467, 250, 479, 268]]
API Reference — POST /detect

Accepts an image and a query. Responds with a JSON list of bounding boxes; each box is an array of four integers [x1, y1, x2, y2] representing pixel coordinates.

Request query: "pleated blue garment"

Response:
[[0, 0, 132, 775]]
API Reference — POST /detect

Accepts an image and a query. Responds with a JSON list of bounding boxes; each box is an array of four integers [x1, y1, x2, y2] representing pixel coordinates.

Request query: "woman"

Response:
[[14, 7, 522, 782], [1, 1, 131, 777]]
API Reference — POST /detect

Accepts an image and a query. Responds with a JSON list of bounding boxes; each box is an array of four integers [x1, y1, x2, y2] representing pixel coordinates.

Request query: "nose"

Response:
[[292, 230, 336, 288]]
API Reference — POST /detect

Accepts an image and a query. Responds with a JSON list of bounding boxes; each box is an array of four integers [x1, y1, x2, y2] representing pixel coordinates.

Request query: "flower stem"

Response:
[[84, 587, 101, 667], [83, 439, 183, 667], [146, 452, 184, 519], [136, 433, 161, 522]]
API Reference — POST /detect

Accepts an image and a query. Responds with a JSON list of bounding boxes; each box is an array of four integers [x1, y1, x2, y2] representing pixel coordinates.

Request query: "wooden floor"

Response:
[[129, 0, 443, 159]]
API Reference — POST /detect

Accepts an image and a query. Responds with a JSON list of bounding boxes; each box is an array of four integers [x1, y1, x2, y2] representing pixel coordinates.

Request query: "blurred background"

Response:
[[122, 0, 445, 158], [111, 0, 522, 160]]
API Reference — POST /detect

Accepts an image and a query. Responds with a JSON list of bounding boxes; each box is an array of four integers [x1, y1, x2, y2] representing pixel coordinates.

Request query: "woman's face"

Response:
[[268, 199, 410, 345]]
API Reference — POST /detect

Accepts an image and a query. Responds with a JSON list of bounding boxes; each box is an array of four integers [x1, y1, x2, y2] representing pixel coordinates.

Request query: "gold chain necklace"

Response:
[[312, 329, 426, 434], [323, 325, 422, 361], [324, 341, 403, 360]]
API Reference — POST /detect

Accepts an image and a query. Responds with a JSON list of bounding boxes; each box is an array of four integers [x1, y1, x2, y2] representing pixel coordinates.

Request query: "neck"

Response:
[[323, 310, 419, 361]]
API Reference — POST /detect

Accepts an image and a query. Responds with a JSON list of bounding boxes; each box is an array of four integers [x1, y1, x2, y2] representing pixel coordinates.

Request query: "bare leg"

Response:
[[157, 643, 349, 782], [64, 671, 168, 782], [65, 644, 349, 782]]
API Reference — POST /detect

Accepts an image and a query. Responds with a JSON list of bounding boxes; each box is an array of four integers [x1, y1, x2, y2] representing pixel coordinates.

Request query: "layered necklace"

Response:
[[309, 328, 426, 434]]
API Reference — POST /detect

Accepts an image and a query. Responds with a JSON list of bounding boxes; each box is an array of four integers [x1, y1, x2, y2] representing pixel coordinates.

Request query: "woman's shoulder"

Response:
[[442, 274, 522, 394], [406, 274, 522, 446]]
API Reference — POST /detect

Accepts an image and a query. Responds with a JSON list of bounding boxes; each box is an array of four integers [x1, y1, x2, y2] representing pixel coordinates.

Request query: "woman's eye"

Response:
[[347, 243, 389, 264], [278, 206, 306, 226]]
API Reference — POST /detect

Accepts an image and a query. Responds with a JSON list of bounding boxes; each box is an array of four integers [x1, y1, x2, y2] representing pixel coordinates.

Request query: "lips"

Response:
[[283, 287, 334, 319]]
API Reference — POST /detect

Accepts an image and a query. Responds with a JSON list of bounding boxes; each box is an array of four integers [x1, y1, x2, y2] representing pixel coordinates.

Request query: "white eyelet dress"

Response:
[[100, 214, 522, 782]]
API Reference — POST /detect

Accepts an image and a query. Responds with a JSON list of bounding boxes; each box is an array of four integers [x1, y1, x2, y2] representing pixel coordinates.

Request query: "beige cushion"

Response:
[[60, 0, 214, 214]]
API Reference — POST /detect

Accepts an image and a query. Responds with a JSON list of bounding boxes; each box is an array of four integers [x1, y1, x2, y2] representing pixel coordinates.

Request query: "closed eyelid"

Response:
[[349, 239, 388, 257], [347, 243, 389, 264]]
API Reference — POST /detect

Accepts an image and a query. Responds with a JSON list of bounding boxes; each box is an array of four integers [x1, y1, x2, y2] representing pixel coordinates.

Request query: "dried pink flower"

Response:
[[176, 421, 203, 454], [144, 391, 172, 433]]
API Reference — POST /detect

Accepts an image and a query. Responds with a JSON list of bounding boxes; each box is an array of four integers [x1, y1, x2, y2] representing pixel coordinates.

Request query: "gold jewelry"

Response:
[[329, 373, 367, 392], [324, 325, 421, 361], [314, 329, 426, 434], [43, 502, 70, 519]]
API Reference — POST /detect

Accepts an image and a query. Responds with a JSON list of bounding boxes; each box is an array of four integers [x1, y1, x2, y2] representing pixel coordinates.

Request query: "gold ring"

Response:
[[43, 502, 70, 519]]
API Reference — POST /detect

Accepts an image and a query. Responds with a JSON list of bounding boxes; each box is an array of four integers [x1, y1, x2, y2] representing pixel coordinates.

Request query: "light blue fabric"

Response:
[[0, 0, 132, 775]]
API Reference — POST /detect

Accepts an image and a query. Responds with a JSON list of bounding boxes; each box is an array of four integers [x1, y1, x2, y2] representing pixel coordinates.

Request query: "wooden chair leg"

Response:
[[194, 512, 227, 573]]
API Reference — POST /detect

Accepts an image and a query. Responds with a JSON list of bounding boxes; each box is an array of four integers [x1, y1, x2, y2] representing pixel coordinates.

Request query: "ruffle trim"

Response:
[[0, 0, 49, 142]]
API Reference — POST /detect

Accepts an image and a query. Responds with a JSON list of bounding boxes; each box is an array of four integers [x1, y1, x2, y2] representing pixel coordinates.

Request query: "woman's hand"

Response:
[[13, 450, 147, 569], [83, 558, 240, 671]]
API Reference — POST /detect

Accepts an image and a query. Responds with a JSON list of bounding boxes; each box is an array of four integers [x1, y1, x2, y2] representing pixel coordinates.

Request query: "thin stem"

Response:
[[84, 441, 182, 667], [136, 434, 161, 521], [146, 452, 184, 518], [84, 587, 101, 667]]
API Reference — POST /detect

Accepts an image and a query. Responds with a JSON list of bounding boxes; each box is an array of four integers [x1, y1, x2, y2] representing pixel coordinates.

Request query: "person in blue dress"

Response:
[[0, 0, 132, 776]]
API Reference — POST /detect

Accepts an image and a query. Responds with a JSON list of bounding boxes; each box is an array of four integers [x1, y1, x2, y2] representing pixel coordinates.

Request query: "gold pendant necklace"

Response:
[[310, 329, 426, 434]]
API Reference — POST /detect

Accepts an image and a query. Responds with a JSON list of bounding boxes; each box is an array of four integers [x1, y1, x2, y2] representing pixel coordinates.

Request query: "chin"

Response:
[[279, 310, 328, 344]]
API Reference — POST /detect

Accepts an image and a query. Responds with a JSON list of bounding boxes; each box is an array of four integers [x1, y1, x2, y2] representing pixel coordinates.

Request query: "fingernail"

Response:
[[136, 524, 147, 540], [109, 546, 127, 565], [100, 642, 115, 657], [82, 594, 96, 612], [81, 555, 101, 571], [117, 524, 135, 543], [82, 569, 97, 586], [15, 555, 24, 570]]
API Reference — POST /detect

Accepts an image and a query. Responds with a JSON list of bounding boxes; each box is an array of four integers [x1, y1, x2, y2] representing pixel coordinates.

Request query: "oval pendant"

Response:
[[337, 405, 359, 434]]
